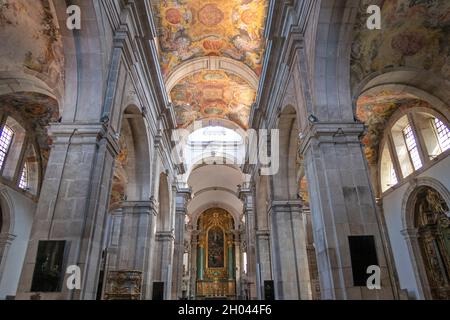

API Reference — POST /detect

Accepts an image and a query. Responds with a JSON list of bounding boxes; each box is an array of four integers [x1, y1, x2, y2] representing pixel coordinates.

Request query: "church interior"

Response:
[[0, 0, 449, 300]]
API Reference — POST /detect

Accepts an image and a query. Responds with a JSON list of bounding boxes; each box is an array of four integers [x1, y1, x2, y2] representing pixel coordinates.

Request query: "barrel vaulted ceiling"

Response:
[[152, 0, 268, 129]]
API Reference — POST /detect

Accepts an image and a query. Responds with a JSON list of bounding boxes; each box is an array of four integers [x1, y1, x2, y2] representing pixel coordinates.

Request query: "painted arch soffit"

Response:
[[170, 69, 255, 129]]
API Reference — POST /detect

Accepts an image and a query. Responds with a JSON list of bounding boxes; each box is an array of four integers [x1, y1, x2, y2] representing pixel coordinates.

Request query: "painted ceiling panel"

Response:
[[170, 70, 255, 128], [154, 0, 268, 77], [356, 90, 431, 165], [153, 0, 268, 128], [351, 0, 450, 89]]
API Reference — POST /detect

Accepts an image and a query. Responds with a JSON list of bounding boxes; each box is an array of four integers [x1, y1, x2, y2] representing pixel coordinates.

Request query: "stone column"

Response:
[[154, 231, 175, 300], [16, 123, 118, 300], [302, 207, 321, 299], [103, 200, 156, 299], [238, 184, 258, 299], [189, 231, 198, 299], [255, 229, 271, 299], [301, 123, 395, 299], [197, 242, 205, 281], [268, 200, 311, 300], [233, 231, 240, 299], [171, 188, 191, 300]]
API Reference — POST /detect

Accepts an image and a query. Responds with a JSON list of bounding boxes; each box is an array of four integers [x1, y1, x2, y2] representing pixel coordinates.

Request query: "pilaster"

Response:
[[301, 122, 395, 300]]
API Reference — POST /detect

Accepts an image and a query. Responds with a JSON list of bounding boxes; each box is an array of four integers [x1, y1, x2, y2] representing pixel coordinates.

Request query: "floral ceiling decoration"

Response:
[[351, 0, 450, 90], [356, 90, 431, 164], [153, 0, 268, 77], [170, 70, 255, 128], [0, 0, 64, 89], [153, 0, 268, 128]]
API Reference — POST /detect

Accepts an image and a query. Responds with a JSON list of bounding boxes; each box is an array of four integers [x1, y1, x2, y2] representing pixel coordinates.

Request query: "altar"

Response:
[[195, 209, 237, 300]]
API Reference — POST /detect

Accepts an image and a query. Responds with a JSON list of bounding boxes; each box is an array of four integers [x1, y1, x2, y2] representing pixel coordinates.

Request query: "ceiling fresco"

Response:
[[351, 0, 450, 90], [356, 90, 431, 165], [153, 0, 268, 78], [0, 0, 64, 89], [170, 70, 255, 128], [0, 92, 59, 173]]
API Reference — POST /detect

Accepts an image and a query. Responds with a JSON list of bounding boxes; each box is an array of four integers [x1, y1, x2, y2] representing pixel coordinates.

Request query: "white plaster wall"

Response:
[[382, 157, 450, 299], [0, 186, 35, 299]]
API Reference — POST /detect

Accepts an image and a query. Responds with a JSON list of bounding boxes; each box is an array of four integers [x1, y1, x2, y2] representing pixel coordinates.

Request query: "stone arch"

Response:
[[401, 177, 450, 299], [0, 187, 15, 240], [109, 105, 151, 208], [371, 92, 450, 196], [121, 105, 151, 200], [402, 178, 450, 231], [272, 105, 299, 200], [165, 56, 259, 93], [355, 79, 450, 171], [312, 0, 358, 122], [186, 160, 243, 228], [190, 203, 240, 230], [51, 0, 109, 122], [353, 72, 450, 123], [0, 187, 16, 292], [184, 118, 248, 136]]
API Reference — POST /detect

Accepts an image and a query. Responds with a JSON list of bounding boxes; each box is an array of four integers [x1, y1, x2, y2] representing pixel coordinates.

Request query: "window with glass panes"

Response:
[[403, 124, 422, 170], [18, 162, 28, 190], [0, 125, 14, 170], [433, 118, 450, 153]]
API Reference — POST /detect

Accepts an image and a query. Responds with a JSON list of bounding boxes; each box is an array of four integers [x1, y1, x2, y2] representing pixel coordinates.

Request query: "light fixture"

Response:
[[308, 114, 319, 123]]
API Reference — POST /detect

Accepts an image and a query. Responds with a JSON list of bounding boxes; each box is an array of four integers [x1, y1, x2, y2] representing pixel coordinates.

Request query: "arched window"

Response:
[[0, 116, 40, 195], [432, 118, 450, 154], [0, 125, 13, 170], [380, 143, 398, 192], [18, 162, 28, 190], [380, 110, 449, 193], [402, 123, 423, 170]]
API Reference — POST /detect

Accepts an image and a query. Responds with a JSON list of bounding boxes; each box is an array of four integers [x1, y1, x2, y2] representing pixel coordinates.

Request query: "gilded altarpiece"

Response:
[[196, 208, 236, 299], [415, 187, 450, 299]]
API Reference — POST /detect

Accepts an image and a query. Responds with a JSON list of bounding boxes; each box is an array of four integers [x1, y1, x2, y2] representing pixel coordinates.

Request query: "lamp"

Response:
[[308, 114, 319, 123]]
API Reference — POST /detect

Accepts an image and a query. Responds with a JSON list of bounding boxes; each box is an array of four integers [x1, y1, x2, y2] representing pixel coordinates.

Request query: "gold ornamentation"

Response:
[[197, 208, 235, 298], [104, 270, 142, 300]]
